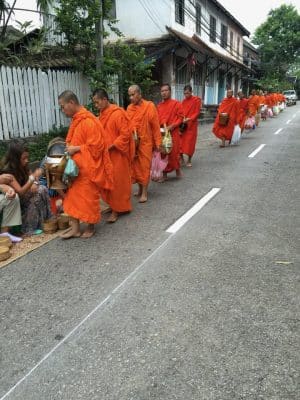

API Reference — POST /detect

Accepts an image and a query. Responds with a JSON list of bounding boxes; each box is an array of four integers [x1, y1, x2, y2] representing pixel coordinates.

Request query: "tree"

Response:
[[54, 0, 156, 104], [252, 4, 300, 90], [0, 0, 53, 64]]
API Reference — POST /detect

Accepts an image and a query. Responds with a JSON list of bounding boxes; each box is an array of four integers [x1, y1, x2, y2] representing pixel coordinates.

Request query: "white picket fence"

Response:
[[0, 66, 90, 140]]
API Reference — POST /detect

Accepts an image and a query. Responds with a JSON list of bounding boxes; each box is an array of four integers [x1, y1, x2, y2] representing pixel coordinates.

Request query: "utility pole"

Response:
[[95, 0, 103, 71]]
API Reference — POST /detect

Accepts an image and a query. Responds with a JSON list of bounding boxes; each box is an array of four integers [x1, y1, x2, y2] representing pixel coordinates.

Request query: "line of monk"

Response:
[[58, 84, 202, 239], [58, 85, 285, 238], [212, 88, 286, 147]]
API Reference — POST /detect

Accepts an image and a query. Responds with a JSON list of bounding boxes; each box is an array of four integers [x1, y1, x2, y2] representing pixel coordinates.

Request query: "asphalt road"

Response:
[[1, 104, 299, 400]]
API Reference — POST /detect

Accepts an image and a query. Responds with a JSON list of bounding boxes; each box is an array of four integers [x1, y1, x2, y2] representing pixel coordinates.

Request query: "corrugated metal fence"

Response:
[[0, 66, 90, 140]]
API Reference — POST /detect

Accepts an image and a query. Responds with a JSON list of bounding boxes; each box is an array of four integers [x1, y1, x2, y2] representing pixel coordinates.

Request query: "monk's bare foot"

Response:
[[134, 184, 142, 197], [60, 229, 81, 239], [220, 138, 226, 147], [157, 177, 166, 183], [176, 169, 183, 179], [186, 162, 192, 168], [107, 211, 118, 223], [81, 230, 95, 238], [139, 195, 148, 203]]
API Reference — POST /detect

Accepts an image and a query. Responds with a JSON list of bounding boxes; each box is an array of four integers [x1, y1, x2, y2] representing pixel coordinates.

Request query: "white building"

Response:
[[107, 0, 250, 104], [42, 0, 251, 105]]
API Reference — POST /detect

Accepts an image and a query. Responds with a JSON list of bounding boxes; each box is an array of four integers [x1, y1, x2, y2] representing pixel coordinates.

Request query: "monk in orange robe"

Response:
[[58, 90, 113, 239], [93, 88, 133, 223], [212, 89, 239, 147], [157, 83, 184, 179], [248, 89, 261, 126], [127, 84, 161, 203], [180, 84, 202, 167], [258, 90, 265, 107], [237, 91, 249, 132]]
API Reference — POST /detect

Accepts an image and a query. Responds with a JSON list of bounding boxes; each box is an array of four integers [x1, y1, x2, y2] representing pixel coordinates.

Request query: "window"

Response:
[[109, 0, 116, 19], [221, 24, 228, 48], [209, 15, 216, 42], [237, 37, 240, 57], [230, 31, 233, 54], [175, 0, 185, 26], [196, 4, 201, 34], [105, 0, 116, 19]]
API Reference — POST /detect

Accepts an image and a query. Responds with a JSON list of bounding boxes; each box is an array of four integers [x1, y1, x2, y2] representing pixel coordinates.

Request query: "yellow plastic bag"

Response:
[[161, 125, 172, 154]]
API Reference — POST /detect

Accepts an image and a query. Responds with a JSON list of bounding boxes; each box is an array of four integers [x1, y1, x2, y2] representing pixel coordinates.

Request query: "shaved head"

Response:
[[58, 90, 79, 105], [128, 84, 142, 105], [128, 84, 141, 94]]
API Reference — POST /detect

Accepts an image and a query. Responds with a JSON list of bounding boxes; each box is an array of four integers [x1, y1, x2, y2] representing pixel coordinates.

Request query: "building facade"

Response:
[[106, 0, 251, 104], [43, 0, 253, 105]]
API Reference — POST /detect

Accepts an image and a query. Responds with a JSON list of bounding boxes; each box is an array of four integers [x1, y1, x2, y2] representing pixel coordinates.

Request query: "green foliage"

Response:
[[0, 126, 68, 162], [252, 5, 300, 87], [90, 41, 156, 104], [55, 0, 156, 104], [0, 0, 53, 66]]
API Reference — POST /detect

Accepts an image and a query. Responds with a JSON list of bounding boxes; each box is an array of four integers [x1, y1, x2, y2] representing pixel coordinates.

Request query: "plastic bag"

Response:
[[63, 153, 79, 186], [267, 108, 273, 117], [231, 124, 241, 145], [244, 116, 255, 129], [161, 128, 173, 154], [150, 151, 168, 181]]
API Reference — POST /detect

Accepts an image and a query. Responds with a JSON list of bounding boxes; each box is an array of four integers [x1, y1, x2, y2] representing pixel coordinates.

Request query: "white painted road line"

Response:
[[248, 144, 266, 159], [166, 188, 221, 234], [0, 232, 177, 400], [286, 120, 291, 124], [274, 128, 283, 135]]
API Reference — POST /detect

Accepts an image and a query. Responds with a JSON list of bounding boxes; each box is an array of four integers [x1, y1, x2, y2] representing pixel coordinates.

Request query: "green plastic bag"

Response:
[[63, 153, 79, 186]]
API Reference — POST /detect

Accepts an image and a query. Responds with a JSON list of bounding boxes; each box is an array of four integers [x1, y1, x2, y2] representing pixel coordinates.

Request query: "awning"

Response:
[[167, 27, 251, 71]]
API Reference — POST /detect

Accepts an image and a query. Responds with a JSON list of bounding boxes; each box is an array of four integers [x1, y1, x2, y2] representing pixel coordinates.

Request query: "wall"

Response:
[[108, 0, 171, 40]]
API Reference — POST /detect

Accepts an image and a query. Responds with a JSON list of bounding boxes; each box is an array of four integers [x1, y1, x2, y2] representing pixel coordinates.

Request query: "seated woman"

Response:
[[0, 141, 53, 235]]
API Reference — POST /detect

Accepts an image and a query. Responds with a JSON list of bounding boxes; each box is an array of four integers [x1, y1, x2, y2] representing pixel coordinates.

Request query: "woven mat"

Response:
[[0, 232, 60, 270], [0, 199, 111, 270]]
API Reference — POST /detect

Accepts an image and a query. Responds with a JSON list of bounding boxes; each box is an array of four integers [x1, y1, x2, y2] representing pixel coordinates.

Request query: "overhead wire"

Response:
[[138, 0, 165, 34]]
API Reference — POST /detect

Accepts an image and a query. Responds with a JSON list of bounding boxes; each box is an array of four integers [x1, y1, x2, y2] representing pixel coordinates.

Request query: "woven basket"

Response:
[[0, 236, 13, 248], [42, 219, 58, 234], [0, 246, 11, 261], [58, 214, 70, 230]]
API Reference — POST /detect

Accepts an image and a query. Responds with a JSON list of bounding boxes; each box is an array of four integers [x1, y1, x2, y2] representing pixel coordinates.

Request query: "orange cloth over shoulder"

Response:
[[248, 95, 260, 116], [127, 99, 161, 186], [157, 98, 184, 172], [99, 104, 132, 213], [212, 97, 239, 141], [180, 95, 202, 157], [237, 98, 249, 130], [63, 107, 113, 224]]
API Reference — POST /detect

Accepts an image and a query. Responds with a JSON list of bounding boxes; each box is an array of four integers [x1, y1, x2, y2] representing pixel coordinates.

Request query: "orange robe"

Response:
[[212, 97, 239, 141], [259, 95, 265, 105], [157, 99, 184, 172], [248, 95, 260, 117], [99, 104, 132, 213], [237, 98, 249, 131], [265, 95, 272, 108], [127, 99, 161, 186], [180, 95, 202, 157], [63, 107, 113, 224]]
